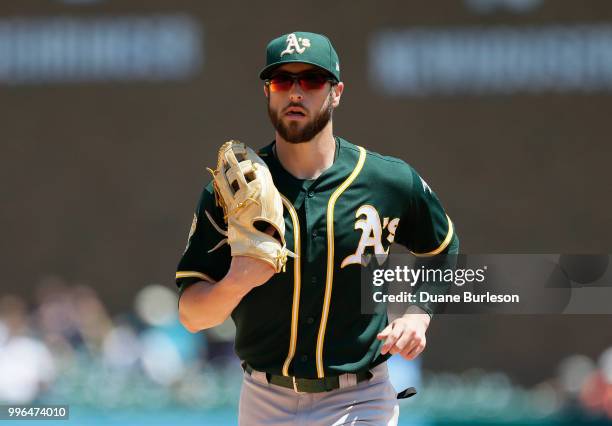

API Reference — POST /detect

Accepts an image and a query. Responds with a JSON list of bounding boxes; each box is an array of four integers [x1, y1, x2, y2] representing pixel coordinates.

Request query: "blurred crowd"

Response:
[[0, 277, 242, 410], [1, 278, 611, 423]]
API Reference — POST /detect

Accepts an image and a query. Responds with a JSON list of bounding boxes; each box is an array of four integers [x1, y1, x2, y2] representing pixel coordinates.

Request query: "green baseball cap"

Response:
[[259, 31, 340, 81]]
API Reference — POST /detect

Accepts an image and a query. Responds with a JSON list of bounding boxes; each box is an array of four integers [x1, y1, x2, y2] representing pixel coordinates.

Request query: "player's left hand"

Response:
[[377, 305, 431, 360]]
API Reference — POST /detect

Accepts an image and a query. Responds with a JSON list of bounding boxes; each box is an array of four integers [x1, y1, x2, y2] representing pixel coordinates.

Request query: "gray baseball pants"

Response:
[[238, 363, 399, 426]]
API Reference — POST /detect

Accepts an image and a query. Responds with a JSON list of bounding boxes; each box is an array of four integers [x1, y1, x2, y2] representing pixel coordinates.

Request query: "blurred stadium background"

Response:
[[2, 0, 612, 424]]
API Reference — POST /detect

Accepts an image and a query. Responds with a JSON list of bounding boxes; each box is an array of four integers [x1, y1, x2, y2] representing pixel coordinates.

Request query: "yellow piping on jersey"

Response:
[[411, 215, 454, 257], [280, 195, 301, 377], [175, 271, 215, 283], [316, 146, 367, 378]]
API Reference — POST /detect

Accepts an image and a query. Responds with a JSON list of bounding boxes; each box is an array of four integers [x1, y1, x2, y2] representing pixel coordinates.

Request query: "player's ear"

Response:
[[330, 82, 344, 108], [263, 84, 270, 98]]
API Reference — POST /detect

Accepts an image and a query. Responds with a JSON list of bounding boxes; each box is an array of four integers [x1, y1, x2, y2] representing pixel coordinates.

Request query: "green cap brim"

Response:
[[259, 60, 338, 80]]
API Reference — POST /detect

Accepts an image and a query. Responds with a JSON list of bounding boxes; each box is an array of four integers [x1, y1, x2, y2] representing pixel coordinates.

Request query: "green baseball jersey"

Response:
[[176, 137, 458, 379]]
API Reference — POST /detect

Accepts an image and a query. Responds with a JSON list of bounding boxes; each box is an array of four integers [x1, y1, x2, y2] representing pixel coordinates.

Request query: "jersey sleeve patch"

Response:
[[175, 184, 231, 290], [394, 166, 456, 254]]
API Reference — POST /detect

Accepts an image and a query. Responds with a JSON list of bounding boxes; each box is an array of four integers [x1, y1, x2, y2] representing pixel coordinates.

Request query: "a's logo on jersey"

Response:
[[280, 33, 311, 57], [341, 205, 400, 268]]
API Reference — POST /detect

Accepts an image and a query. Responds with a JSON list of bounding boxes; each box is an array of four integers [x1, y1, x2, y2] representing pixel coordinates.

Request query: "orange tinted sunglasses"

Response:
[[265, 72, 335, 92]]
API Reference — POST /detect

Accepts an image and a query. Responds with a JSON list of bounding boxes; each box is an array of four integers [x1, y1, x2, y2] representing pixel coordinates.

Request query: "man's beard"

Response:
[[267, 95, 333, 144]]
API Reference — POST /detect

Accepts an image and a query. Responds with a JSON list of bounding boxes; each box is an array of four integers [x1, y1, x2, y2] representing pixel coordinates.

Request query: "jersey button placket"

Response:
[[303, 185, 318, 262]]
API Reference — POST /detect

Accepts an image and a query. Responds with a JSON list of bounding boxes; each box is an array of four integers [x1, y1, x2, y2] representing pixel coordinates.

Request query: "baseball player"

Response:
[[176, 31, 459, 426]]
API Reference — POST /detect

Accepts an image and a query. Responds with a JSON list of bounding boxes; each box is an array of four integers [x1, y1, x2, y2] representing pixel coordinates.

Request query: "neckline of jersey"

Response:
[[269, 136, 342, 191]]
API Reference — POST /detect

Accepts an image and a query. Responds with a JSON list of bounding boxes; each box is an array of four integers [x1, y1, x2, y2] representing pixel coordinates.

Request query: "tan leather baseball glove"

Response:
[[208, 140, 294, 273]]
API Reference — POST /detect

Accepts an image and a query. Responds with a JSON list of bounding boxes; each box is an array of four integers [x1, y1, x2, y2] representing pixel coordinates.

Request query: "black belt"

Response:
[[242, 363, 372, 393], [242, 363, 417, 399]]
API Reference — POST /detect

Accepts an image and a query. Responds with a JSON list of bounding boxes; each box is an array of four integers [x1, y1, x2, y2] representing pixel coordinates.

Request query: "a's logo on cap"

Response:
[[420, 176, 432, 195], [280, 33, 311, 57]]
